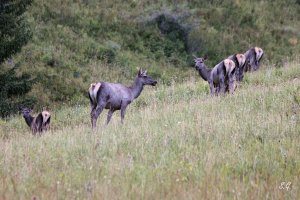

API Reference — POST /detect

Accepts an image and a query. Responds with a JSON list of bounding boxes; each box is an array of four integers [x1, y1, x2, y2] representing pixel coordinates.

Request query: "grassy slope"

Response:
[[0, 61, 299, 199], [2, 0, 299, 107]]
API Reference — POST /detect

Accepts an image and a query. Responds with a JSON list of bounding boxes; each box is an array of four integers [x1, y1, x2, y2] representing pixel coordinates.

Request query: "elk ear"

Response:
[[192, 54, 198, 62], [138, 68, 143, 76], [203, 54, 208, 60], [143, 70, 147, 76]]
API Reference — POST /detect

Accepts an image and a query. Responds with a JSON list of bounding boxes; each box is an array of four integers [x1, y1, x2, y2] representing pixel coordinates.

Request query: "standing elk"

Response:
[[88, 69, 157, 129], [194, 56, 236, 95], [21, 108, 51, 135], [244, 47, 264, 72], [227, 53, 246, 82]]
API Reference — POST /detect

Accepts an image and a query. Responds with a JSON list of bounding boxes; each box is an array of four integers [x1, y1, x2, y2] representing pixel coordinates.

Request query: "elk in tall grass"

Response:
[[21, 108, 51, 135], [244, 47, 264, 72], [194, 56, 236, 95], [88, 69, 157, 129]]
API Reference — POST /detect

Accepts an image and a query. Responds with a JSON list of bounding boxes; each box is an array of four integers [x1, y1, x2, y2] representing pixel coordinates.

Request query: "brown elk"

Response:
[[88, 69, 157, 129], [21, 108, 51, 135], [244, 47, 264, 72], [227, 53, 246, 82], [194, 56, 236, 95]]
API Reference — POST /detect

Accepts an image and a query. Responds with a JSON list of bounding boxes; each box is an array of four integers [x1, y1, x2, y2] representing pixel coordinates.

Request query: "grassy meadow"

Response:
[[0, 61, 299, 199]]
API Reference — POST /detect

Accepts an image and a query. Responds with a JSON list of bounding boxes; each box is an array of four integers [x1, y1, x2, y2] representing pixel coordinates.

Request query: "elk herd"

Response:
[[194, 47, 264, 96], [21, 47, 263, 134]]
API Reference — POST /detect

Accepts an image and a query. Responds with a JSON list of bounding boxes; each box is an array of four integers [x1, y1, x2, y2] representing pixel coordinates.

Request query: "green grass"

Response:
[[0, 62, 300, 199]]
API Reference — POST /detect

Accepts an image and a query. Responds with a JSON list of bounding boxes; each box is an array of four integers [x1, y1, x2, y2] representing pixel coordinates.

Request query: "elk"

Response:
[[194, 56, 236, 95], [88, 69, 157, 129], [244, 47, 264, 72], [227, 53, 246, 82], [21, 108, 51, 135]]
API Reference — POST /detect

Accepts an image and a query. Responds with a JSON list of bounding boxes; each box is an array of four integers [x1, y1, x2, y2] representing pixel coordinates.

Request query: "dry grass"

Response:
[[0, 62, 300, 199]]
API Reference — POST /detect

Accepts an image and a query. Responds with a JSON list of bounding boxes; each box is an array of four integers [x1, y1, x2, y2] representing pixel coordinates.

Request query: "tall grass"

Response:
[[0, 62, 299, 199]]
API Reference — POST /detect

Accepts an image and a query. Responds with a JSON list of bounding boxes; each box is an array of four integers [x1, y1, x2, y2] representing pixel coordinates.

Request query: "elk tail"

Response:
[[88, 82, 102, 105]]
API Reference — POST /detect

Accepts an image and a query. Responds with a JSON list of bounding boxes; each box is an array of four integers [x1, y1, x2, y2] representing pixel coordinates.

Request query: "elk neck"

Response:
[[23, 114, 34, 127], [197, 64, 211, 81], [129, 77, 144, 99]]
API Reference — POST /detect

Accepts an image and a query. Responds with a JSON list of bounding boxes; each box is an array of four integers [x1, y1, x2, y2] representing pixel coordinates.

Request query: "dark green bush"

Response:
[[0, 65, 36, 118]]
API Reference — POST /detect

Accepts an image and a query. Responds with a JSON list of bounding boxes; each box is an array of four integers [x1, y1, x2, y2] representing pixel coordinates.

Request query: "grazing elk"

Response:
[[88, 69, 157, 129], [227, 53, 246, 82], [194, 56, 236, 95], [21, 108, 51, 135], [244, 47, 264, 72]]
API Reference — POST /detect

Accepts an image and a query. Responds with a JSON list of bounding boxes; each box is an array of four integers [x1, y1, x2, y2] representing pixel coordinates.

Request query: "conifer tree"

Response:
[[0, 0, 35, 118]]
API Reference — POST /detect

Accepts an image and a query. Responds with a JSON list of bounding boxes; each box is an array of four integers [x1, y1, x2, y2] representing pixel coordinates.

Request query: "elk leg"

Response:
[[254, 62, 259, 71], [31, 125, 37, 136], [90, 103, 96, 127], [239, 69, 244, 82], [219, 77, 226, 95], [209, 81, 215, 96], [228, 78, 236, 94], [92, 103, 105, 129], [106, 109, 115, 125], [215, 84, 220, 96], [245, 62, 250, 72], [43, 124, 48, 132], [90, 108, 95, 128], [120, 104, 128, 124], [250, 59, 257, 71]]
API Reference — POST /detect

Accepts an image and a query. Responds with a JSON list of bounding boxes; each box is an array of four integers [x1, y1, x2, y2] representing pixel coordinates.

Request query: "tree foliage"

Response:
[[0, 0, 33, 63], [0, 0, 35, 118], [0, 64, 36, 118]]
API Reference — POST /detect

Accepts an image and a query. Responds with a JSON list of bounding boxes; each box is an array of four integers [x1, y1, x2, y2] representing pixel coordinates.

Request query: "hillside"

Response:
[[1, 1, 300, 198], [1, 0, 299, 107], [0, 60, 299, 199]]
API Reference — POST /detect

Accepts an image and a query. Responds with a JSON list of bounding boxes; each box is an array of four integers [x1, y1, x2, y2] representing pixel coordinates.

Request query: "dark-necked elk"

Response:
[[227, 53, 246, 82], [244, 47, 264, 72], [21, 108, 51, 135], [194, 56, 236, 95], [88, 69, 157, 129]]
